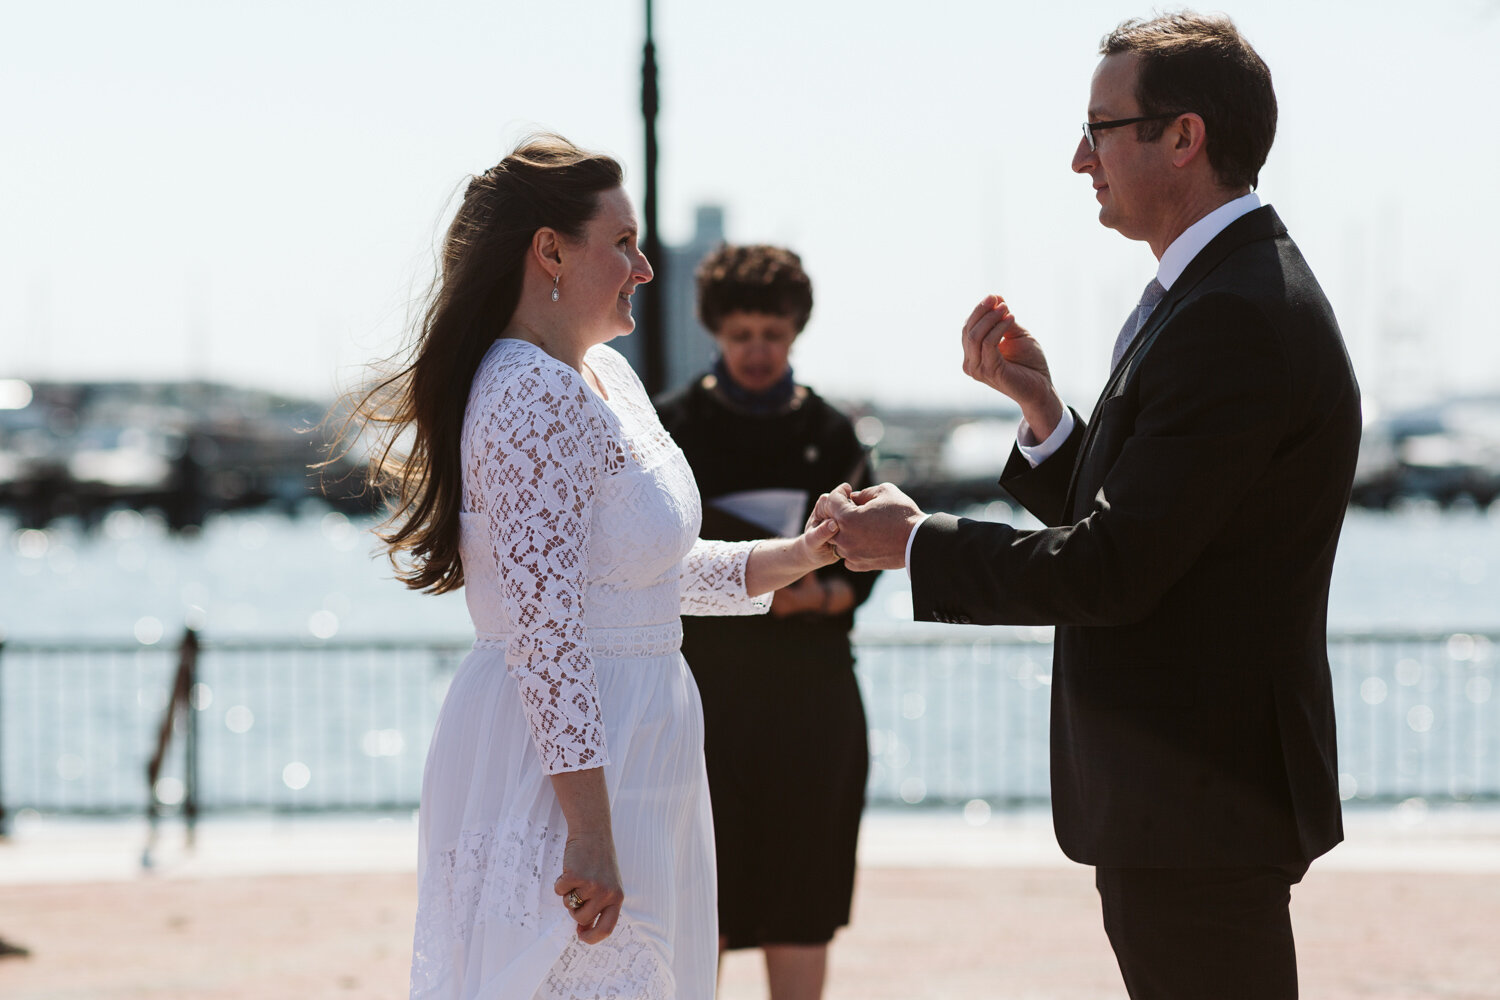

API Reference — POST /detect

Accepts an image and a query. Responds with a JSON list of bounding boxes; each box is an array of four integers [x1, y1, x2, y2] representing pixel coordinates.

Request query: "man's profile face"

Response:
[[1072, 52, 1172, 244]]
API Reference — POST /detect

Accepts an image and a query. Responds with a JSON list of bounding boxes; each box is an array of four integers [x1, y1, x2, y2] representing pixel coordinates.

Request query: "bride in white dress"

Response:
[[350, 135, 839, 1000]]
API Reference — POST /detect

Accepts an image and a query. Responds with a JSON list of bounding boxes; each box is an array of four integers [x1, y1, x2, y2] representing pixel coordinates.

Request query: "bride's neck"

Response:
[[503, 305, 589, 372]]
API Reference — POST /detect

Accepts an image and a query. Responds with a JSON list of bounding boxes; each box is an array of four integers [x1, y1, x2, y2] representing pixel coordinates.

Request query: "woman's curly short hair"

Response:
[[696, 244, 814, 334]]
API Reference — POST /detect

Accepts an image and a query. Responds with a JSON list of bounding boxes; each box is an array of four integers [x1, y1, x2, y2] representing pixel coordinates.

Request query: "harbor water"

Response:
[[4, 503, 1496, 642], [1, 503, 1496, 813]]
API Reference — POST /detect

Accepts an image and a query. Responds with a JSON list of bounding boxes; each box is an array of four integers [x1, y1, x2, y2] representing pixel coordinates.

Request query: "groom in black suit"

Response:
[[820, 12, 1360, 999]]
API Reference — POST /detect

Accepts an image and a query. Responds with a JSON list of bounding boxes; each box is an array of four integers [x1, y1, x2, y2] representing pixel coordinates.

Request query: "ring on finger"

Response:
[[565, 890, 586, 911]]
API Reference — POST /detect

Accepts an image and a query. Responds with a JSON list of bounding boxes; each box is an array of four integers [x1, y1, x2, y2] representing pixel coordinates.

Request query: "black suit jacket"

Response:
[[911, 206, 1361, 867]]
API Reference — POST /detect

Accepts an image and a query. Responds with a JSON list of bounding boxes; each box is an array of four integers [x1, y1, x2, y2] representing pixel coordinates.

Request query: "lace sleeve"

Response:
[[680, 539, 772, 617], [474, 359, 609, 775]]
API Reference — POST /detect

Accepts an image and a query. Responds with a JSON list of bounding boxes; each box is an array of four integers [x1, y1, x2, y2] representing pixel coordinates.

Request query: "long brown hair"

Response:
[[335, 133, 623, 594]]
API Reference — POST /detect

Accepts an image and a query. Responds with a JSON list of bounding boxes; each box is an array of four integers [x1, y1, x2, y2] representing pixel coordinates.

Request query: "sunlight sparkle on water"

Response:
[[321, 511, 361, 551], [16, 528, 49, 558], [1448, 633, 1488, 661], [103, 509, 144, 540], [1395, 659, 1424, 687], [1395, 797, 1430, 826], [963, 799, 992, 826], [134, 616, 164, 644], [308, 609, 340, 639], [225, 705, 255, 734], [154, 777, 185, 805], [282, 762, 311, 790], [0, 379, 35, 409]]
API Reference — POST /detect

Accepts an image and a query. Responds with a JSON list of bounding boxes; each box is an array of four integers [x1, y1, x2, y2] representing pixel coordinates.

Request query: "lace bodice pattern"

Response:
[[458, 339, 768, 775]]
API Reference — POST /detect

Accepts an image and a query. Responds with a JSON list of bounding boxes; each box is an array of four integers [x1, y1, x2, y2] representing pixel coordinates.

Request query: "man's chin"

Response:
[[1099, 211, 1136, 238]]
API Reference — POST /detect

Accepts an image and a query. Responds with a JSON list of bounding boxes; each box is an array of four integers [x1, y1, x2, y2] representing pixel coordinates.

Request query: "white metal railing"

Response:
[[1, 629, 1494, 831]]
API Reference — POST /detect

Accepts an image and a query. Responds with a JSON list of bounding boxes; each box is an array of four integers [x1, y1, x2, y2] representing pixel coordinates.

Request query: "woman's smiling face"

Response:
[[562, 186, 653, 342]]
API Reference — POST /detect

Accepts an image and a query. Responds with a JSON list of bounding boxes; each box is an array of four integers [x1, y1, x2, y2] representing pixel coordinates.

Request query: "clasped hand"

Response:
[[809, 483, 925, 573]]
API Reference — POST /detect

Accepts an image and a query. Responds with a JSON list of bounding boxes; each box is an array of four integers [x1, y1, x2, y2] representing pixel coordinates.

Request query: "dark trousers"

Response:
[[1095, 863, 1310, 1000]]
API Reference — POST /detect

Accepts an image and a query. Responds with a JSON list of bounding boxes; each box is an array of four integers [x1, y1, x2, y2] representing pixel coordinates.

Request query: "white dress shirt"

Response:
[[903, 191, 1264, 575]]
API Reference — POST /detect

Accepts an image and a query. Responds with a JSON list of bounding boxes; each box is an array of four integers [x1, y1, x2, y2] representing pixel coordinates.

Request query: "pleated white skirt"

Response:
[[410, 641, 717, 1000]]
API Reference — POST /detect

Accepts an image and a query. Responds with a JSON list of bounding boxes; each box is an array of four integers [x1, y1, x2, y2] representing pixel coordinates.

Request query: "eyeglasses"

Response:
[[1080, 114, 1184, 152]]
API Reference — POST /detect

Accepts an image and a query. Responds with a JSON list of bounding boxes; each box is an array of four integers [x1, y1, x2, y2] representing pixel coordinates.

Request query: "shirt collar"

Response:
[[1156, 191, 1262, 291], [709, 356, 798, 415]]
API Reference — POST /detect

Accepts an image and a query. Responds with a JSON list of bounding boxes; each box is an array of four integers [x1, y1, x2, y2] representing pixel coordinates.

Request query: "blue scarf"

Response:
[[712, 357, 797, 416]]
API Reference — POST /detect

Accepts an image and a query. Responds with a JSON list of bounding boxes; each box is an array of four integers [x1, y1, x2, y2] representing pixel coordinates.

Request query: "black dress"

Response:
[[655, 373, 875, 949]]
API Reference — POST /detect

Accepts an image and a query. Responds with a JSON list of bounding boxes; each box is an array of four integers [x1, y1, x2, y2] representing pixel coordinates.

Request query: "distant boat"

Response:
[[1352, 395, 1500, 508]]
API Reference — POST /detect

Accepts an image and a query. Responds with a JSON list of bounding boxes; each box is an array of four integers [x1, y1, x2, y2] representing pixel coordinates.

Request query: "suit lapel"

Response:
[[1061, 206, 1288, 516]]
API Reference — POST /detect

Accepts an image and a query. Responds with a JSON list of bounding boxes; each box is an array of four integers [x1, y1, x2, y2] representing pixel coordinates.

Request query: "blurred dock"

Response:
[[0, 379, 370, 530], [2, 377, 1500, 530], [5, 378, 1498, 532]]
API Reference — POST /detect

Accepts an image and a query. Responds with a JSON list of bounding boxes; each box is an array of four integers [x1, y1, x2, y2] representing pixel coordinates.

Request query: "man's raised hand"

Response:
[[962, 295, 1066, 439]]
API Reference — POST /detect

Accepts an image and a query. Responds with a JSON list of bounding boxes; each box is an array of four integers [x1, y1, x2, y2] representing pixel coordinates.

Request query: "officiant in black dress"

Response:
[[655, 244, 874, 999]]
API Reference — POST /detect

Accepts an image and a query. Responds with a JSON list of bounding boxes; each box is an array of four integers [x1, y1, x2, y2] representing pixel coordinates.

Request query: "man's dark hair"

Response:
[[1101, 12, 1277, 189], [696, 244, 814, 334]]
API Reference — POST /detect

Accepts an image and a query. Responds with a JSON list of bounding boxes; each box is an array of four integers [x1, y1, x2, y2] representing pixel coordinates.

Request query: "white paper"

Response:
[[708, 488, 809, 538]]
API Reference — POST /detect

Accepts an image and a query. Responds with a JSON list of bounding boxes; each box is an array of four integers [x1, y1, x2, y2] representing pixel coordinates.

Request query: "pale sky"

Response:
[[4, 0, 1497, 414]]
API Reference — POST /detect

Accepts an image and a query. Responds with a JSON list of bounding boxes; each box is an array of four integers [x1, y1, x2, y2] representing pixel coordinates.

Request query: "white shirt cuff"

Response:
[[1016, 407, 1075, 468], [903, 513, 932, 581]]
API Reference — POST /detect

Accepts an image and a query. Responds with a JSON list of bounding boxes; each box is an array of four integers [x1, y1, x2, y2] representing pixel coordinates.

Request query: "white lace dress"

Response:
[[409, 338, 769, 1000]]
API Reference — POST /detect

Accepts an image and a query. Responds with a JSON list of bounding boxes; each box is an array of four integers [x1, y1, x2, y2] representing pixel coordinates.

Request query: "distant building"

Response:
[[616, 205, 725, 395]]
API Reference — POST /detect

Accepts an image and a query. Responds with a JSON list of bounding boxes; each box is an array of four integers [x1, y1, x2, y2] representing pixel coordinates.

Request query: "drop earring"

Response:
[[551, 274, 560, 303]]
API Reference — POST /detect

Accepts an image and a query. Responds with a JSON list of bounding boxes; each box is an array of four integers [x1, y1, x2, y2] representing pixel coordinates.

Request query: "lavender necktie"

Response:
[[1110, 277, 1166, 371]]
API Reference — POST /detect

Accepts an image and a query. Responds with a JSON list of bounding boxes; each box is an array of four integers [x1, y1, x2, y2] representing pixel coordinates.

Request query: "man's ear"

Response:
[[1170, 112, 1209, 169], [532, 227, 563, 279]]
